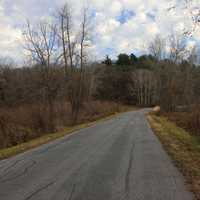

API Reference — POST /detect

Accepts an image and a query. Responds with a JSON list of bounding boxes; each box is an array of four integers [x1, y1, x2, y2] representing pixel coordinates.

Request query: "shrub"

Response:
[[0, 101, 132, 149]]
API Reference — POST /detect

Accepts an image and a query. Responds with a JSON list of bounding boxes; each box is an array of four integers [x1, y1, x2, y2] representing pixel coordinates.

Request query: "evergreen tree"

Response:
[[103, 55, 112, 65], [116, 54, 130, 65]]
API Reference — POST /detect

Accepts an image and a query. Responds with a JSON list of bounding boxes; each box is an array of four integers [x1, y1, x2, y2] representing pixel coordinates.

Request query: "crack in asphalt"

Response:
[[0, 160, 36, 183], [0, 159, 23, 174], [24, 181, 55, 200], [0, 110, 194, 200], [125, 141, 135, 196], [67, 184, 76, 200]]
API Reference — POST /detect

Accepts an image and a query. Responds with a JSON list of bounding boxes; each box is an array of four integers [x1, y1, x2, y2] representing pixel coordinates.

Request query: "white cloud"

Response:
[[0, 0, 199, 63], [110, 1, 123, 16], [0, 2, 24, 63]]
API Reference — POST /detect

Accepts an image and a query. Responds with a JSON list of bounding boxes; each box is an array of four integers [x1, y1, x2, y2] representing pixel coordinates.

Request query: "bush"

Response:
[[164, 105, 200, 136], [189, 106, 200, 135], [0, 101, 132, 149]]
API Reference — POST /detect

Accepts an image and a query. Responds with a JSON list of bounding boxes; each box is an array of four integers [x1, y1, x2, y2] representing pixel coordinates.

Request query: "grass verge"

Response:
[[148, 114, 200, 200], [0, 108, 136, 160]]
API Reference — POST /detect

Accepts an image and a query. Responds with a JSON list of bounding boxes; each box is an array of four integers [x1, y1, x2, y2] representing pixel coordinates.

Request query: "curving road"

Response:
[[0, 109, 194, 200]]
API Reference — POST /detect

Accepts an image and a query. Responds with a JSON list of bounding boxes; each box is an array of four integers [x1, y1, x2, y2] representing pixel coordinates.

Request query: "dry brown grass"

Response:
[[0, 101, 135, 151], [148, 114, 200, 200], [164, 106, 200, 136]]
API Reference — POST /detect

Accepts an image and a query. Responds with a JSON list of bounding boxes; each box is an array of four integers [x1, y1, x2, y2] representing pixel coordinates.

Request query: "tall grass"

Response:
[[164, 105, 200, 136], [0, 101, 131, 149]]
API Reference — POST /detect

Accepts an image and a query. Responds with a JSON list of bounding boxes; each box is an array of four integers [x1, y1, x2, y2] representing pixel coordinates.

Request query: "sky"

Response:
[[0, 0, 199, 64]]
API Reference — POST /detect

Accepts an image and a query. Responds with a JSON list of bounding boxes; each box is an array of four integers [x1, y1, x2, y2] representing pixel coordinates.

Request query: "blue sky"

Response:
[[0, 0, 199, 64], [116, 10, 135, 24]]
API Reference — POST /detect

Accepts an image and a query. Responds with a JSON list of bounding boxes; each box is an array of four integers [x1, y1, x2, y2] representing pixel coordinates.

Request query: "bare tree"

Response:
[[167, 0, 200, 36], [131, 69, 158, 106], [57, 4, 91, 123], [188, 45, 197, 64], [24, 21, 59, 67], [168, 33, 187, 63], [23, 20, 62, 131], [183, 0, 200, 36], [149, 35, 166, 61], [57, 4, 75, 76]]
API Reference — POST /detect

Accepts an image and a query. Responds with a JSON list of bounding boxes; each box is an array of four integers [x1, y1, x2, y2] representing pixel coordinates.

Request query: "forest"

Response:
[[0, 2, 200, 149]]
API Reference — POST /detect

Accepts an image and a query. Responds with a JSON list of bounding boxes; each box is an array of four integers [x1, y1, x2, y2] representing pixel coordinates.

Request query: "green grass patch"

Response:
[[148, 115, 200, 200]]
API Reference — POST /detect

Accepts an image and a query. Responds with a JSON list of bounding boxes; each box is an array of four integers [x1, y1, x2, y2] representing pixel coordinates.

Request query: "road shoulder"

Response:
[[148, 114, 200, 200]]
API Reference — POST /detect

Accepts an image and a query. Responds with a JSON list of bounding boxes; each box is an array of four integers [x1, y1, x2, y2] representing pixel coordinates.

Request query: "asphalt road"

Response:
[[0, 109, 194, 200]]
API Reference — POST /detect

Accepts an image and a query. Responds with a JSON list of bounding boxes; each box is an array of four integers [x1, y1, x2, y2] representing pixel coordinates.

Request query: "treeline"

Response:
[[97, 41, 200, 136], [0, 2, 200, 148], [97, 53, 200, 111], [0, 50, 200, 148]]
